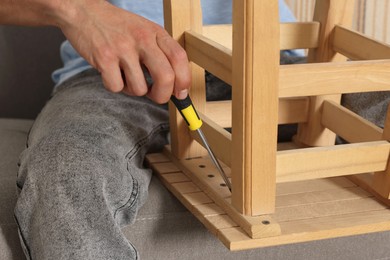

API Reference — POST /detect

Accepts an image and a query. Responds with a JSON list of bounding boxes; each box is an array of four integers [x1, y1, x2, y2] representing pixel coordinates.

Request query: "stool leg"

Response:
[[164, 0, 206, 159], [372, 105, 390, 199], [296, 0, 354, 147], [231, 0, 279, 216]]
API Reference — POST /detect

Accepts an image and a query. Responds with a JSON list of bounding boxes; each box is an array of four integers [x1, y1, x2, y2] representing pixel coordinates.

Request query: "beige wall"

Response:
[[284, 0, 390, 44]]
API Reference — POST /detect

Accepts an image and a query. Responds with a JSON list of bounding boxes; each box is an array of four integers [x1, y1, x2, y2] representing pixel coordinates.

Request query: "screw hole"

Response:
[[207, 174, 215, 178], [262, 220, 270, 225], [199, 165, 206, 168], [220, 183, 227, 187]]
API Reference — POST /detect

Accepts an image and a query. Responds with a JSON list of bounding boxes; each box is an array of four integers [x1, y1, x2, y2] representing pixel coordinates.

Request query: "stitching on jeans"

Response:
[[114, 122, 169, 218], [124, 123, 169, 161], [114, 176, 139, 218]]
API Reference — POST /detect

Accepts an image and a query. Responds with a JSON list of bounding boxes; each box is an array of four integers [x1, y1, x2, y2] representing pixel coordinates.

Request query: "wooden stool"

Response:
[[146, 0, 390, 250]]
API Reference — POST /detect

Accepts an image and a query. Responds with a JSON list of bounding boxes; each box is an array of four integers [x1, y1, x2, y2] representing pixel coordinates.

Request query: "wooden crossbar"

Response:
[[321, 100, 383, 143], [205, 97, 309, 128], [185, 32, 390, 99], [279, 60, 390, 98], [190, 112, 232, 166], [185, 22, 320, 85], [190, 112, 390, 183], [276, 141, 390, 183], [185, 30, 232, 84], [333, 25, 390, 60], [201, 22, 320, 51]]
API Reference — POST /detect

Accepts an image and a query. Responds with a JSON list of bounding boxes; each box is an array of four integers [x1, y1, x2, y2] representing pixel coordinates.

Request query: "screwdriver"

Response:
[[171, 95, 232, 192]]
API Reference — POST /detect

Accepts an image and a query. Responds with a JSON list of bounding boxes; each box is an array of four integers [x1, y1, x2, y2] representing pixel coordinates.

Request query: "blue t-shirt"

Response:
[[52, 0, 297, 85]]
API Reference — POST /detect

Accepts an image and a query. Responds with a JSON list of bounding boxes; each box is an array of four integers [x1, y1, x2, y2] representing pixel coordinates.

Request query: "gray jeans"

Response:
[[14, 70, 170, 259]]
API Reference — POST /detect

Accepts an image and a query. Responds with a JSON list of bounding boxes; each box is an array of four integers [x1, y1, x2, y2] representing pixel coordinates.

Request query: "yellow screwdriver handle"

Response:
[[170, 95, 203, 131]]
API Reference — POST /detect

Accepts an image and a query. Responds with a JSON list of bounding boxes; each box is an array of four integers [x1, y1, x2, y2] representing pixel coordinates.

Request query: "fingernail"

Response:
[[177, 89, 188, 100]]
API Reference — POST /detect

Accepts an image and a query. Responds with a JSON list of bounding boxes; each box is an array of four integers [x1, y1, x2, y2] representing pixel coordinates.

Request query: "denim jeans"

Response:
[[15, 69, 170, 259]]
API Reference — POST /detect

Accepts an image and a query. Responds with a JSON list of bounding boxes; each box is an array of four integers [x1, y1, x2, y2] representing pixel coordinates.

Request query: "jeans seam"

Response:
[[125, 122, 169, 162], [113, 176, 139, 218], [113, 122, 169, 218]]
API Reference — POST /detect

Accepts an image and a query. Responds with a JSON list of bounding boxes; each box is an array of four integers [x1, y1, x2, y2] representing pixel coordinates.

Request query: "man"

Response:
[[1, 0, 298, 259]]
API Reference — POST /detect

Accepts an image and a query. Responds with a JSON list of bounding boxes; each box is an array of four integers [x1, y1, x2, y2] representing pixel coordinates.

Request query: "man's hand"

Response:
[[0, 0, 191, 103], [61, 1, 191, 103]]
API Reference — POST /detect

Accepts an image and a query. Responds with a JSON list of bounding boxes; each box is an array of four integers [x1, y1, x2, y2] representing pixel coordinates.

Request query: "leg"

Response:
[[14, 70, 169, 260]]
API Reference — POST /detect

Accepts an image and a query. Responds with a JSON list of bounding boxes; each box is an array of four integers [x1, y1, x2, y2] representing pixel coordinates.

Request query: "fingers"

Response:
[[120, 55, 148, 96], [141, 44, 175, 104], [98, 25, 191, 104], [157, 33, 191, 100], [99, 60, 124, 93]]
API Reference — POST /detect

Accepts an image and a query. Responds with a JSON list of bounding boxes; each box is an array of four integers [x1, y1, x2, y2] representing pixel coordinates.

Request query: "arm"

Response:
[[0, 0, 191, 103]]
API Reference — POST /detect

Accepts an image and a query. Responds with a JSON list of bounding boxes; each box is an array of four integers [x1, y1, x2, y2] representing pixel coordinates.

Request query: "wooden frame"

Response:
[[147, 0, 390, 250]]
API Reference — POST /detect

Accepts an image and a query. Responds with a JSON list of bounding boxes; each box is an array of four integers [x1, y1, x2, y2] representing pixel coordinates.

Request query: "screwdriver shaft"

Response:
[[196, 129, 232, 191]]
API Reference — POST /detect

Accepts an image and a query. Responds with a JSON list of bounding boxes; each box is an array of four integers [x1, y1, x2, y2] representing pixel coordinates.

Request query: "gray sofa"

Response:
[[2, 25, 390, 260]]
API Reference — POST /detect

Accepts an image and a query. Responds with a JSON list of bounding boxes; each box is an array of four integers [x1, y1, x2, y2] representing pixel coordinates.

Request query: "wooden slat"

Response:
[[333, 25, 390, 60], [322, 100, 383, 143], [274, 197, 386, 222], [279, 60, 390, 98], [205, 98, 309, 128], [162, 150, 281, 239], [190, 112, 232, 167], [187, 22, 320, 87], [219, 209, 390, 251], [145, 153, 170, 164], [276, 141, 390, 183], [205, 101, 232, 128], [276, 177, 356, 196], [185, 30, 232, 84], [202, 22, 320, 52], [161, 172, 191, 183], [275, 186, 371, 208], [280, 22, 320, 50], [187, 122, 388, 184]]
